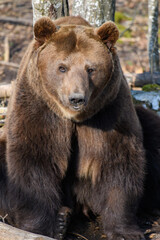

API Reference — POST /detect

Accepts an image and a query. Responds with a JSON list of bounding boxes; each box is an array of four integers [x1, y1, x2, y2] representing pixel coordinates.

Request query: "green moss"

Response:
[[115, 11, 132, 38], [142, 84, 160, 92], [115, 11, 132, 24], [117, 39, 123, 44], [117, 23, 125, 31], [117, 23, 132, 38], [123, 30, 132, 38], [126, 60, 133, 66]]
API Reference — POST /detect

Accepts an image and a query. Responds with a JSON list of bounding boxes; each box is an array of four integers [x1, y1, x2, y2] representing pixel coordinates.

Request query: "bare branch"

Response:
[[0, 61, 19, 69], [0, 16, 32, 26], [120, 2, 143, 38]]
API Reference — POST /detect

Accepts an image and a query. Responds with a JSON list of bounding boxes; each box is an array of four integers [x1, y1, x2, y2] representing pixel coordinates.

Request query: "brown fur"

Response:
[[0, 16, 159, 240], [96, 21, 119, 49], [34, 16, 57, 44], [54, 16, 91, 27]]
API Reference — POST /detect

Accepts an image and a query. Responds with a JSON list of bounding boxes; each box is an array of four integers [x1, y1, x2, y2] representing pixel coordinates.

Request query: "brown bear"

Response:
[[0, 15, 160, 240]]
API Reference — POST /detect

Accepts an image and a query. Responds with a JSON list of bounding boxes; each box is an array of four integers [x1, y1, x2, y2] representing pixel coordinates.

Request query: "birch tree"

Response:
[[148, 0, 160, 74], [72, 0, 116, 27], [32, 0, 69, 25]]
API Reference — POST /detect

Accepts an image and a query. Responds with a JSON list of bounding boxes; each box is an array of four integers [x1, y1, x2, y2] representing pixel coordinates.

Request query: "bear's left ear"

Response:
[[96, 21, 119, 50], [34, 17, 57, 46]]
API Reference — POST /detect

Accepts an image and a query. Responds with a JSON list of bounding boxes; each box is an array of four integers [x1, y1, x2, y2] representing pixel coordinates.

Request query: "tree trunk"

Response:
[[32, 0, 69, 25], [148, 0, 160, 74], [72, 0, 116, 26]]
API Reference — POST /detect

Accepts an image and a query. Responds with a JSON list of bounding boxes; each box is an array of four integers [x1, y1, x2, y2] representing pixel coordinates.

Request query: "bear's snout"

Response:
[[69, 93, 87, 111]]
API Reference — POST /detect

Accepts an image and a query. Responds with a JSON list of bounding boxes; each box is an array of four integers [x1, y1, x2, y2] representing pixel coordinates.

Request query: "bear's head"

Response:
[[30, 17, 119, 122]]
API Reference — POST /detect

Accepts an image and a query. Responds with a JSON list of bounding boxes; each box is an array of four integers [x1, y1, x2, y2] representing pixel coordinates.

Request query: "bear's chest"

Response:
[[75, 122, 144, 185], [76, 124, 108, 184]]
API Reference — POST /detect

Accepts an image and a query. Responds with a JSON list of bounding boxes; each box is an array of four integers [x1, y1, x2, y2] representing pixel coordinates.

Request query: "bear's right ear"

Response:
[[34, 17, 57, 46]]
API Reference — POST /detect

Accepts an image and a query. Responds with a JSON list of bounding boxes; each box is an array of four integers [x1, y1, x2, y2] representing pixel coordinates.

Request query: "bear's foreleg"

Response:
[[6, 130, 71, 237], [99, 136, 145, 240], [5, 100, 73, 237], [101, 187, 144, 240]]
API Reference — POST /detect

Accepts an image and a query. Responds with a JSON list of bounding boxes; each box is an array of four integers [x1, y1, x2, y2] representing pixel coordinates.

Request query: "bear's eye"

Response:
[[59, 66, 67, 73], [87, 68, 94, 75]]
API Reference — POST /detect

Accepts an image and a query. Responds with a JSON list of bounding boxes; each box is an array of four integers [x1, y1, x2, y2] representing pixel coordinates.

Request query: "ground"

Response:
[[0, 0, 160, 239]]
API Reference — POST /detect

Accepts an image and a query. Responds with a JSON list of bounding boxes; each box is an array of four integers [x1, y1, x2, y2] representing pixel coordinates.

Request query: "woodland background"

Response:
[[0, 0, 160, 86]]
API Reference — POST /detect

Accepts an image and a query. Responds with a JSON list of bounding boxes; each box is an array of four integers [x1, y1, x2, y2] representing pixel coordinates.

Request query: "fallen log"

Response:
[[0, 16, 33, 26], [0, 83, 13, 98], [0, 61, 19, 69], [124, 72, 160, 88], [0, 0, 12, 4], [0, 221, 55, 240], [132, 72, 160, 87]]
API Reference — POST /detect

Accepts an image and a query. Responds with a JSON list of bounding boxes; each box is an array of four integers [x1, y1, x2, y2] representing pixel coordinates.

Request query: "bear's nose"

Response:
[[69, 93, 86, 107]]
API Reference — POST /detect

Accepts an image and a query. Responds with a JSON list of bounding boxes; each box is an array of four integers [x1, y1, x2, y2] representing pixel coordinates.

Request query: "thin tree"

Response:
[[32, 0, 69, 25], [72, 0, 116, 26], [148, 0, 160, 75]]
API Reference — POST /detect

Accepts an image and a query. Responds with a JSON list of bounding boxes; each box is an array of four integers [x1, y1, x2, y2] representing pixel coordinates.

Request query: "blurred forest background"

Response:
[[0, 0, 159, 90], [0, 0, 160, 84]]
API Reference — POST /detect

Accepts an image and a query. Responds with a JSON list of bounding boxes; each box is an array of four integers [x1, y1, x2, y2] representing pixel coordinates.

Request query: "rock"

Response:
[[131, 90, 160, 112]]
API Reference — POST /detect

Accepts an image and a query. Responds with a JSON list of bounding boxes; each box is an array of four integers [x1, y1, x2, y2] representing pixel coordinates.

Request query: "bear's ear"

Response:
[[96, 21, 119, 50], [34, 17, 57, 46]]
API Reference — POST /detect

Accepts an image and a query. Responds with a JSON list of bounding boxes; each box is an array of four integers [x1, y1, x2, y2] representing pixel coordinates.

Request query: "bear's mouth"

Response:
[[70, 105, 85, 112], [68, 94, 87, 112]]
